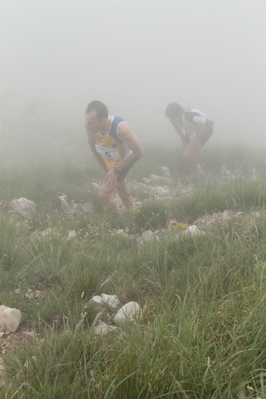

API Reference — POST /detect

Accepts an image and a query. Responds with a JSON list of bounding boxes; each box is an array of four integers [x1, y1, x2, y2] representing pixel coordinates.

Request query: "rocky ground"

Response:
[[0, 164, 262, 373]]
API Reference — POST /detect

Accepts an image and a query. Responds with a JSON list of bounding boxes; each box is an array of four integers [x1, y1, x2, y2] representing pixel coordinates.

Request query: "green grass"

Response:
[[2, 141, 266, 397]]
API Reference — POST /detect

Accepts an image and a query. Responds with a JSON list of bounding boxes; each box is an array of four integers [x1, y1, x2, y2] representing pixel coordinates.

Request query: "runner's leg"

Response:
[[183, 140, 202, 175], [99, 180, 117, 210], [117, 180, 134, 210]]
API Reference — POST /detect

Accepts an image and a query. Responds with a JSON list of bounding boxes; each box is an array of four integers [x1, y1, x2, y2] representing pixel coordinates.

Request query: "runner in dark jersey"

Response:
[[165, 102, 213, 176]]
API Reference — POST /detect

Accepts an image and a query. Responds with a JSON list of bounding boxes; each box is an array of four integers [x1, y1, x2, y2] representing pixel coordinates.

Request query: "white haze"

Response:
[[1, 0, 266, 147]]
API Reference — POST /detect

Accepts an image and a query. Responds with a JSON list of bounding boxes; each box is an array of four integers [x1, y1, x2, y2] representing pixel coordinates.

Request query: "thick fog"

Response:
[[1, 0, 266, 147]]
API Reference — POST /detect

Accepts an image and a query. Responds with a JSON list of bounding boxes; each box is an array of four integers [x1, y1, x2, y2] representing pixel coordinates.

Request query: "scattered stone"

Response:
[[22, 330, 35, 338], [114, 301, 142, 325], [142, 230, 154, 242], [25, 289, 43, 300], [152, 186, 171, 197], [251, 211, 261, 218], [150, 174, 172, 185], [222, 210, 230, 219], [101, 294, 120, 311], [67, 230, 77, 240], [24, 356, 38, 370], [177, 225, 206, 239], [159, 166, 171, 177], [0, 362, 6, 386], [0, 306, 22, 333], [89, 295, 104, 308], [136, 236, 144, 245], [6, 198, 36, 218], [58, 194, 77, 215], [93, 322, 117, 336], [141, 177, 152, 184], [81, 201, 95, 213], [92, 182, 100, 190]]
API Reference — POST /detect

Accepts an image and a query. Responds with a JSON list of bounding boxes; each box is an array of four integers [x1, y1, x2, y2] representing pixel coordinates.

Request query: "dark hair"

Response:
[[85, 101, 108, 120], [165, 102, 184, 118]]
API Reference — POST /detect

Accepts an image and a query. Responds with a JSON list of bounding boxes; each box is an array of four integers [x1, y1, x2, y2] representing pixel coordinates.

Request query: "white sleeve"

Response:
[[193, 116, 207, 125]]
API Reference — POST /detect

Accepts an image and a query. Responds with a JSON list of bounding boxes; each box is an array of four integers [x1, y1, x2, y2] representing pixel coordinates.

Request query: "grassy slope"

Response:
[[1, 139, 266, 398]]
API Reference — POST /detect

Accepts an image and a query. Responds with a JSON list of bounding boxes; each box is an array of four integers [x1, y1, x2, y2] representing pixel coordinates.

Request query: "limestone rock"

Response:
[[67, 230, 77, 240], [93, 322, 117, 336], [7, 198, 36, 218], [101, 294, 120, 311], [89, 295, 104, 308], [81, 201, 95, 213], [92, 182, 100, 190], [58, 194, 77, 215], [0, 362, 6, 387], [177, 225, 206, 239], [114, 301, 141, 325], [159, 166, 171, 177], [142, 230, 154, 242], [0, 305, 21, 333], [150, 174, 172, 185], [152, 186, 170, 197]]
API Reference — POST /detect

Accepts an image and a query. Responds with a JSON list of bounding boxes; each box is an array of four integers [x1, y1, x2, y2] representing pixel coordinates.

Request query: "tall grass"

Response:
[[2, 142, 266, 397]]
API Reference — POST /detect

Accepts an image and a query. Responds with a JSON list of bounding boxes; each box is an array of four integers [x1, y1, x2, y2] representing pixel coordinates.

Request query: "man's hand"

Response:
[[183, 138, 202, 158], [103, 168, 119, 190]]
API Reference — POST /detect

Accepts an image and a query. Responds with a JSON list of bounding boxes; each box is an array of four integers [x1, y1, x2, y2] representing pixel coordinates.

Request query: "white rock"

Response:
[[185, 225, 205, 236], [222, 210, 230, 219], [168, 220, 179, 229], [67, 230, 77, 240], [177, 225, 206, 239], [152, 186, 170, 197], [58, 194, 76, 215], [7, 198, 36, 218], [0, 362, 6, 386], [114, 301, 141, 325], [0, 363, 5, 377], [92, 182, 100, 190], [142, 230, 154, 242], [93, 322, 117, 336], [136, 236, 144, 245], [0, 305, 22, 333], [40, 228, 55, 237], [101, 294, 120, 311], [81, 201, 95, 213], [150, 174, 172, 185], [159, 166, 171, 177], [24, 356, 38, 370], [23, 330, 35, 337], [89, 295, 104, 308], [251, 211, 260, 218]]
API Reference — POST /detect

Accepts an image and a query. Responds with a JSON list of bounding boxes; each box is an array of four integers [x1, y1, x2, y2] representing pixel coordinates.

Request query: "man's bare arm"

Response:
[[172, 122, 188, 147], [86, 129, 108, 173], [115, 123, 143, 173]]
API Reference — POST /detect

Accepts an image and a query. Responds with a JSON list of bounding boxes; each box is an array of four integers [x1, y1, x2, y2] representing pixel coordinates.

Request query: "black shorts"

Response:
[[116, 165, 133, 183], [198, 128, 213, 146]]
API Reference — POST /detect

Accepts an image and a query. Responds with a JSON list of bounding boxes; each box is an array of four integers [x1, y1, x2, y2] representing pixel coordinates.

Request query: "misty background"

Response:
[[1, 0, 265, 148]]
